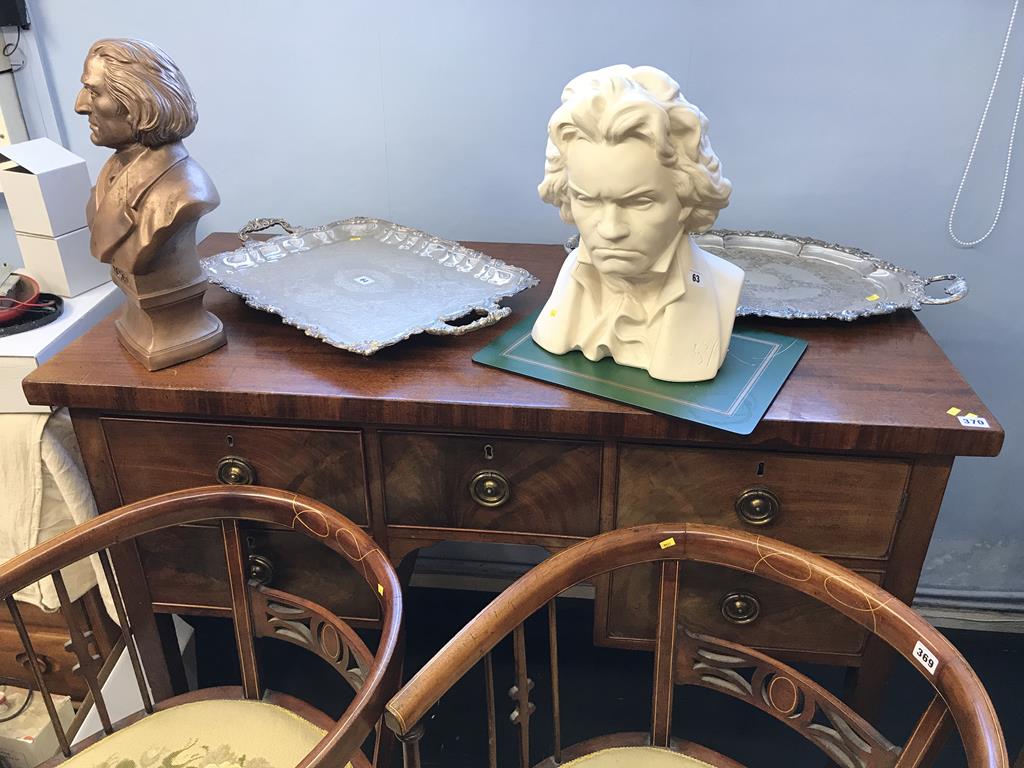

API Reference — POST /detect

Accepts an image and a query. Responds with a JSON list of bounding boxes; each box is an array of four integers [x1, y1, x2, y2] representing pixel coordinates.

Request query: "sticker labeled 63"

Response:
[[913, 640, 939, 675]]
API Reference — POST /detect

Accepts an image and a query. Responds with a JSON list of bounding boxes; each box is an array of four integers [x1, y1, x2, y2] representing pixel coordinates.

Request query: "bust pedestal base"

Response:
[[113, 273, 225, 371]]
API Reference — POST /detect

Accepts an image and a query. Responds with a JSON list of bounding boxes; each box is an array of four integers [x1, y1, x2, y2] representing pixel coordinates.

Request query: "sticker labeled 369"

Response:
[[913, 640, 939, 675]]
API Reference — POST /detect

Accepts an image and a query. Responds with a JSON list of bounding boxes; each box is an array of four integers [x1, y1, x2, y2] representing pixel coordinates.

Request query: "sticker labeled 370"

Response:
[[958, 415, 990, 428], [912, 640, 939, 675]]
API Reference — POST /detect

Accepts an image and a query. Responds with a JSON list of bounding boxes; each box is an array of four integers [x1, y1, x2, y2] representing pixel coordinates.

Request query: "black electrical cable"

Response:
[[2, 25, 20, 58], [0, 686, 34, 723]]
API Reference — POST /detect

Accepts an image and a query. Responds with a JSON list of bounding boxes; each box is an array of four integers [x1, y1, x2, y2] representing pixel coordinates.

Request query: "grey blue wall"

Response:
[[9, 0, 1022, 603]]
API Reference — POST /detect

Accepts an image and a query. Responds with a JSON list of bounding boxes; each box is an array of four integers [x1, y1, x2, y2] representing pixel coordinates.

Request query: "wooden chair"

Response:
[[0, 485, 403, 768], [386, 523, 1007, 768]]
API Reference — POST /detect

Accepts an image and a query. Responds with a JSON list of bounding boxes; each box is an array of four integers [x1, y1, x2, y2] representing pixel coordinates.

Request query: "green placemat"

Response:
[[473, 312, 806, 435]]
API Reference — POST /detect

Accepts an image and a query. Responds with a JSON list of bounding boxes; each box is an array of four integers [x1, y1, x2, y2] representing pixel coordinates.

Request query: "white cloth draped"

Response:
[[0, 409, 115, 618]]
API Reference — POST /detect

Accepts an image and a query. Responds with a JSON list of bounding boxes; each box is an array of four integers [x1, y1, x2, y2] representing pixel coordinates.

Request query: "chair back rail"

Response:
[[385, 523, 1006, 768], [0, 485, 403, 768]]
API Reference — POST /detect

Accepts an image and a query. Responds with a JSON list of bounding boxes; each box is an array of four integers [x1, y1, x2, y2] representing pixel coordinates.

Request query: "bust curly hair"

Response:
[[538, 65, 731, 234], [86, 38, 198, 147]]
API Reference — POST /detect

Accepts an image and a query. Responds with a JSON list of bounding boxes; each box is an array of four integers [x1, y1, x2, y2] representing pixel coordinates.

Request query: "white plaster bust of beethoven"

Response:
[[532, 65, 743, 382]]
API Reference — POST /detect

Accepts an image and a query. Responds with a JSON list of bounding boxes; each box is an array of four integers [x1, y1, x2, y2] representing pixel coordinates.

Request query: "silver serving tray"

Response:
[[203, 217, 538, 355], [564, 230, 967, 321]]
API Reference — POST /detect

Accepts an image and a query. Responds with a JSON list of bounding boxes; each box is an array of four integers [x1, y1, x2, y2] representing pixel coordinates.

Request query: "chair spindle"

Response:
[[221, 520, 262, 699], [485, 651, 498, 768], [4, 596, 72, 757], [51, 570, 112, 734], [895, 694, 954, 768], [512, 622, 533, 768], [651, 560, 681, 748], [64, 637, 126, 742], [97, 548, 154, 714], [547, 599, 563, 764]]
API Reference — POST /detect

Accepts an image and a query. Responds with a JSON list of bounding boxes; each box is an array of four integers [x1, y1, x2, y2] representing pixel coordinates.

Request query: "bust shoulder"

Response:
[[151, 151, 220, 219]]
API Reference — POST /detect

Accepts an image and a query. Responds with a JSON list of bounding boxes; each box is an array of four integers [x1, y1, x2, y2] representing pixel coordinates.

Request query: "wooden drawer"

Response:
[[0, 624, 91, 698], [381, 432, 601, 538], [602, 563, 883, 660], [0, 589, 119, 699], [137, 525, 379, 622], [617, 445, 909, 559], [101, 418, 368, 525]]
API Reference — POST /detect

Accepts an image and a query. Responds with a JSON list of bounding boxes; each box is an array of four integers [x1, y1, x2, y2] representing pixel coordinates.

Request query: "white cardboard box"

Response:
[[0, 138, 91, 238], [0, 281, 122, 413], [17, 228, 109, 298], [0, 687, 74, 768]]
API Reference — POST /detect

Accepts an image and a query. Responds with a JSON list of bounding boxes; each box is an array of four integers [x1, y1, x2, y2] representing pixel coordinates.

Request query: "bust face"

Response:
[[74, 56, 137, 150], [566, 137, 686, 279]]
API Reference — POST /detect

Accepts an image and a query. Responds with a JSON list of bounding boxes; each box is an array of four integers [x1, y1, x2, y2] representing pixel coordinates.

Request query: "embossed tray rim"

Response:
[[202, 217, 539, 354], [564, 229, 967, 321]]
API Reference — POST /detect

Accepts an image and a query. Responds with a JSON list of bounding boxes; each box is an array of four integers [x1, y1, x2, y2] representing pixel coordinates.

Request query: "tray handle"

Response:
[[427, 306, 511, 336], [920, 274, 969, 305], [238, 218, 299, 242]]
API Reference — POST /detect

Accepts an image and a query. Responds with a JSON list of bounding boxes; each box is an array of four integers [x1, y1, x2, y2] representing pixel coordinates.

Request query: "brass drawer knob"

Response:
[[735, 488, 780, 526], [16, 651, 52, 674], [721, 591, 761, 625], [217, 456, 256, 486], [469, 470, 511, 508], [248, 554, 274, 586]]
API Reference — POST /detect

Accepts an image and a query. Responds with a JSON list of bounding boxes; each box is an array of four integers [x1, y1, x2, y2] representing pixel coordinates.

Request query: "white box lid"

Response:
[[0, 138, 86, 175]]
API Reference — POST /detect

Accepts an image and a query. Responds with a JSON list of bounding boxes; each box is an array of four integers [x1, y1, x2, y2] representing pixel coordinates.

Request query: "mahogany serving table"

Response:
[[23, 235, 1003, 714]]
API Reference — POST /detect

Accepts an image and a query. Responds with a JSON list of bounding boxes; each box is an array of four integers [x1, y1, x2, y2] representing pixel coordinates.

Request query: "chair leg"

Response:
[[375, 549, 418, 767], [108, 541, 183, 700], [155, 613, 190, 694], [846, 636, 896, 720], [375, 713, 400, 767], [397, 723, 425, 768]]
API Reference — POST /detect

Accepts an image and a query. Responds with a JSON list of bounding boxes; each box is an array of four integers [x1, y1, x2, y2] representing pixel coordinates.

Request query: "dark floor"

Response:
[[191, 586, 1023, 767]]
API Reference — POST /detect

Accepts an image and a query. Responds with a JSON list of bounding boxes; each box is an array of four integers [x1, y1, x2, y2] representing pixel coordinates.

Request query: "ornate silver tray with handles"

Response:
[[203, 217, 538, 355], [565, 230, 967, 321]]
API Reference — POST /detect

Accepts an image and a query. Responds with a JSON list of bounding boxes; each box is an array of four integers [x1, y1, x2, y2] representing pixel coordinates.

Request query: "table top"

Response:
[[23, 234, 1003, 457]]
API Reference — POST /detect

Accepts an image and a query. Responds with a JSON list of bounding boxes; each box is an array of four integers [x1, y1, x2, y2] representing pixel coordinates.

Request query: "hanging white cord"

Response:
[[948, 0, 1024, 248]]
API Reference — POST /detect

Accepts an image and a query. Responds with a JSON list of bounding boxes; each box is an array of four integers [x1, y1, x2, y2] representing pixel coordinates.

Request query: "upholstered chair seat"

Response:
[[563, 746, 717, 767], [62, 699, 349, 768]]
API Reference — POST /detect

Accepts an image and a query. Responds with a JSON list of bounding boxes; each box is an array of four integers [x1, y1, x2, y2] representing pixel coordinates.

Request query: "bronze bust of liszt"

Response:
[[75, 38, 225, 370]]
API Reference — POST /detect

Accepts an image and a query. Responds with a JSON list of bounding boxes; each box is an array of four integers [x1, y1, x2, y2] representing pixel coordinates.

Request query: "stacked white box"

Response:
[[0, 281, 122, 412], [0, 138, 108, 297]]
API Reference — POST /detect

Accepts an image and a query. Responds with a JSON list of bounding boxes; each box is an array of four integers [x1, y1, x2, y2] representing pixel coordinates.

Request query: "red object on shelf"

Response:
[[0, 273, 43, 325]]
